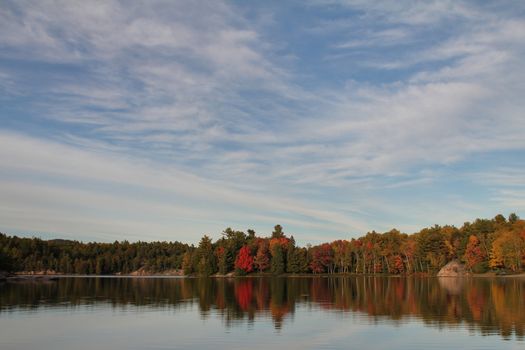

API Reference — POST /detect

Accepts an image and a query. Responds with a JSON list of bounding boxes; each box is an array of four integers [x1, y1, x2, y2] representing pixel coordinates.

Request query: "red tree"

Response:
[[309, 243, 334, 273], [464, 235, 485, 271], [235, 245, 254, 273], [391, 255, 405, 274]]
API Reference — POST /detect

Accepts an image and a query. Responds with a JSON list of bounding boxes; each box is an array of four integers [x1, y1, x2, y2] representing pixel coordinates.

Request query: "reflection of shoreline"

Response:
[[472, 272, 525, 279], [1, 277, 524, 339]]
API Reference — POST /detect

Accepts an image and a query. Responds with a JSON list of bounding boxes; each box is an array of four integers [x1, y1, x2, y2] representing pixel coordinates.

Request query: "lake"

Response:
[[0, 276, 524, 349]]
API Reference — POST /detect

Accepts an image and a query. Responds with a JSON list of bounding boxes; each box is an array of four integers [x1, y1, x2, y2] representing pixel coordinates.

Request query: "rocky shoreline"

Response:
[[126, 267, 184, 276], [2, 269, 525, 281], [437, 260, 469, 277]]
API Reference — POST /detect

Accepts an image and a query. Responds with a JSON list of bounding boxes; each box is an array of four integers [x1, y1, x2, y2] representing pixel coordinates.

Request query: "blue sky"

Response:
[[1, 1, 524, 245]]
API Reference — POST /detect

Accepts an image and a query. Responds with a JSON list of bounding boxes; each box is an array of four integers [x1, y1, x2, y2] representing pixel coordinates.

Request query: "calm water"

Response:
[[0, 276, 524, 349]]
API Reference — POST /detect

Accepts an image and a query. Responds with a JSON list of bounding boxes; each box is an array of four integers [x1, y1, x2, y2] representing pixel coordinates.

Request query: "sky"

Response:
[[0, 0, 524, 245]]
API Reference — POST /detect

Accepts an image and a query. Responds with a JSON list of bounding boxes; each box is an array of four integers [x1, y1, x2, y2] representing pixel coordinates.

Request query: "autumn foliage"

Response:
[[254, 240, 270, 272], [1, 213, 525, 276], [464, 235, 486, 271], [234, 279, 253, 311], [235, 246, 254, 274]]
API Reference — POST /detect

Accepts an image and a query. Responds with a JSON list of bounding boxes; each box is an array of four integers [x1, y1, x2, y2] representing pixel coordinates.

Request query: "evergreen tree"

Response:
[[215, 246, 228, 275], [196, 235, 215, 276], [182, 251, 194, 275], [272, 225, 284, 239], [0, 249, 12, 272], [222, 228, 247, 271], [271, 244, 285, 275], [286, 240, 300, 273], [297, 248, 309, 273]]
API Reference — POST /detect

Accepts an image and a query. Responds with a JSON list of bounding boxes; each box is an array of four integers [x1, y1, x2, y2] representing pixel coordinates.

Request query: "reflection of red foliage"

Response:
[[367, 299, 376, 314], [253, 279, 268, 310], [215, 289, 226, 310], [235, 280, 253, 311], [235, 246, 254, 273], [310, 278, 331, 304], [394, 279, 405, 300], [270, 301, 290, 329], [467, 287, 485, 321]]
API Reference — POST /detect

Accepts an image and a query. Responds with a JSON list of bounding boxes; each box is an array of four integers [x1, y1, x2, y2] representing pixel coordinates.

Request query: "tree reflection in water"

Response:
[[0, 276, 523, 339]]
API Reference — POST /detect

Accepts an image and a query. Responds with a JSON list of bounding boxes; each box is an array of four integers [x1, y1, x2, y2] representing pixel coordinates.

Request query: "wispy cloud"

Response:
[[0, 1, 523, 242], [0, 132, 372, 243]]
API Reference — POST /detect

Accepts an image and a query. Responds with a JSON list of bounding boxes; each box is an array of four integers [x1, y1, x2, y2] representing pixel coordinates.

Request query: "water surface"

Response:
[[0, 276, 524, 349]]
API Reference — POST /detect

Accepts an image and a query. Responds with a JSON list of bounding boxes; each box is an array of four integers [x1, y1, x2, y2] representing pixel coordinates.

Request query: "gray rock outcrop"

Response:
[[437, 260, 468, 277]]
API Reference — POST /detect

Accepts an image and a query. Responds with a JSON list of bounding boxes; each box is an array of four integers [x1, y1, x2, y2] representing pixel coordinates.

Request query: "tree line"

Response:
[[0, 237, 188, 275], [0, 213, 524, 275]]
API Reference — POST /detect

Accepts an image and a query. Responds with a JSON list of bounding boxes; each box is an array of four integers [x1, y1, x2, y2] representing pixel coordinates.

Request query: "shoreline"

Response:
[[4, 271, 525, 280]]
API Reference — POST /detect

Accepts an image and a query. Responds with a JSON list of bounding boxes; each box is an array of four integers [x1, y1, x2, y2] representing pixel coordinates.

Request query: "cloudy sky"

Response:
[[1, 0, 524, 244]]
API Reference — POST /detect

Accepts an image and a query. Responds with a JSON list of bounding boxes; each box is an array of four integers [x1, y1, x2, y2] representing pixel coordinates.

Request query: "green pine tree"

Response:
[[196, 235, 215, 276], [271, 244, 285, 275]]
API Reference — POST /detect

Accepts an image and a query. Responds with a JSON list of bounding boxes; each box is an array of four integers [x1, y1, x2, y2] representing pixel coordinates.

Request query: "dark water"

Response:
[[0, 276, 524, 349]]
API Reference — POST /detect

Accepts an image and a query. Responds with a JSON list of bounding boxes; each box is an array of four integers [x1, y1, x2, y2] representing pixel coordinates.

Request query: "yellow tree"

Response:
[[489, 241, 504, 269], [491, 230, 524, 272]]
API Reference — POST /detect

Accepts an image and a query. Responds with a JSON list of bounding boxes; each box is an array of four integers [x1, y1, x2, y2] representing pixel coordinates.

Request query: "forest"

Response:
[[0, 213, 524, 276]]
